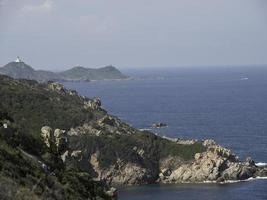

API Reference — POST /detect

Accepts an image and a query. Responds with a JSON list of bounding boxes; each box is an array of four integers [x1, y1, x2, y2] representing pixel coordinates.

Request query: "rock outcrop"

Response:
[[68, 115, 136, 136], [3, 72, 267, 200], [31, 77, 267, 187], [41, 126, 68, 153], [44, 124, 267, 187], [152, 122, 167, 128], [5, 76, 267, 189], [41, 126, 53, 147], [157, 139, 267, 183], [64, 132, 267, 186]]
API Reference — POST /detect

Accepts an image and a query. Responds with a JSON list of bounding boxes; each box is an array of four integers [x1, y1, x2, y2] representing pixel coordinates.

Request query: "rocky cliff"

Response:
[[0, 74, 266, 200], [47, 122, 267, 186]]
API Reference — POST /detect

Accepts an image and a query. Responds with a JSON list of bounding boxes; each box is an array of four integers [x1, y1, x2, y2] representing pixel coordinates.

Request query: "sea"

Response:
[[63, 66, 267, 200]]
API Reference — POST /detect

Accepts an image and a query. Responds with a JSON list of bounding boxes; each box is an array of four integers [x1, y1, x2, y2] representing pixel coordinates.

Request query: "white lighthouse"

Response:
[[15, 56, 22, 63]]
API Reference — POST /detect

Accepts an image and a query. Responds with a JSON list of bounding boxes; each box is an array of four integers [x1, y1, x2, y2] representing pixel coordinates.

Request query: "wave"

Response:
[[203, 176, 267, 184], [255, 162, 267, 167], [219, 177, 267, 184], [252, 176, 267, 180], [203, 180, 245, 184]]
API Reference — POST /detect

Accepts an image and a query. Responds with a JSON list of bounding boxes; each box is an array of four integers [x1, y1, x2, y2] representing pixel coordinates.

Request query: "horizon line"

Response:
[[1, 58, 267, 72]]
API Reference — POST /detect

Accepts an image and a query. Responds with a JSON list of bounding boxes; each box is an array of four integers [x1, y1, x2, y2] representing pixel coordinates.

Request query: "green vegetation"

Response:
[[0, 76, 95, 134], [0, 61, 128, 82], [0, 74, 206, 198], [56, 65, 128, 81], [0, 75, 113, 199], [0, 121, 113, 199], [69, 131, 205, 170]]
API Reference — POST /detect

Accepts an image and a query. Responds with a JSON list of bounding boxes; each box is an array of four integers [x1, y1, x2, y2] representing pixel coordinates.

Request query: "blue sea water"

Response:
[[63, 66, 267, 200]]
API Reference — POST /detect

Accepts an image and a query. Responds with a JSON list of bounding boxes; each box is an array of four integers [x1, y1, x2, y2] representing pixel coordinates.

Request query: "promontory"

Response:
[[0, 74, 266, 200]]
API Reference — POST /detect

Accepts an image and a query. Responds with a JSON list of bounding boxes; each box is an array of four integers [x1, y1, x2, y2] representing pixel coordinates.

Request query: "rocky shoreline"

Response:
[[41, 122, 267, 187], [40, 82, 267, 188], [158, 139, 267, 184], [1, 75, 266, 200]]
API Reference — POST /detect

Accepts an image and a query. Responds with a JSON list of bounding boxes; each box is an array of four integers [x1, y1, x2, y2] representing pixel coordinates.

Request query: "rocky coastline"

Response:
[[41, 82, 267, 187], [1, 75, 266, 199], [41, 123, 267, 187]]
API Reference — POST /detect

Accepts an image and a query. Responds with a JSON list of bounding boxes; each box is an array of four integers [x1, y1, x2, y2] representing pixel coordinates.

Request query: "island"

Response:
[[0, 57, 129, 82]]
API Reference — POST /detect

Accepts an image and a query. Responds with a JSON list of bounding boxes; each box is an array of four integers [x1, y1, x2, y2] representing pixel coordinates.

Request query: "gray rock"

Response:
[[54, 129, 68, 153], [105, 187, 117, 198], [41, 126, 53, 147]]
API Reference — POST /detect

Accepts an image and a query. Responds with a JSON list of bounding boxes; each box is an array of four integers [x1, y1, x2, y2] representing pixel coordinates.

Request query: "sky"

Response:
[[0, 0, 267, 70]]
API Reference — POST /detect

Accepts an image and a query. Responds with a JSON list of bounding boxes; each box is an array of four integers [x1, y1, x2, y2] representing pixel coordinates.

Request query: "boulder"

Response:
[[98, 116, 116, 127], [41, 127, 68, 153], [194, 153, 202, 160], [238, 166, 256, 180], [105, 187, 117, 198], [245, 157, 255, 166], [84, 97, 102, 110], [48, 82, 66, 94], [54, 129, 68, 153], [152, 122, 167, 128], [255, 167, 267, 177], [203, 139, 216, 147], [41, 126, 53, 147]]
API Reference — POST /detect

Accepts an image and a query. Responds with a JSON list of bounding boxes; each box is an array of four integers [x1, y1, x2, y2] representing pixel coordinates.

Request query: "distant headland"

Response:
[[0, 57, 129, 82]]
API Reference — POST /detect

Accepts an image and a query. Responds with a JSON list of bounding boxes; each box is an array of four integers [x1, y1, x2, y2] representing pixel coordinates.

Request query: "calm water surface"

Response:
[[63, 67, 267, 200]]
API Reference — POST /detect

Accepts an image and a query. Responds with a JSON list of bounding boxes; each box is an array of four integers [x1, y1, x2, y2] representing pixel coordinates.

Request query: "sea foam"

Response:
[[255, 162, 267, 167]]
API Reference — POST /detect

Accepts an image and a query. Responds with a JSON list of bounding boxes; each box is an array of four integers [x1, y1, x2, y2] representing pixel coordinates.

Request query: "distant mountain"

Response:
[[0, 61, 37, 80], [59, 65, 128, 81], [0, 59, 128, 82]]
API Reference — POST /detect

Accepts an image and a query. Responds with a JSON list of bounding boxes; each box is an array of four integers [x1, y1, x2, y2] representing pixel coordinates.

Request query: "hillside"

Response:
[[0, 75, 116, 200], [59, 65, 128, 81], [0, 60, 128, 82], [0, 74, 266, 198]]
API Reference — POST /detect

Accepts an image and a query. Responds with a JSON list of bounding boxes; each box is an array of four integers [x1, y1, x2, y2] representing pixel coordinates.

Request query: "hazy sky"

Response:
[[0, 0, 267, 70]]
